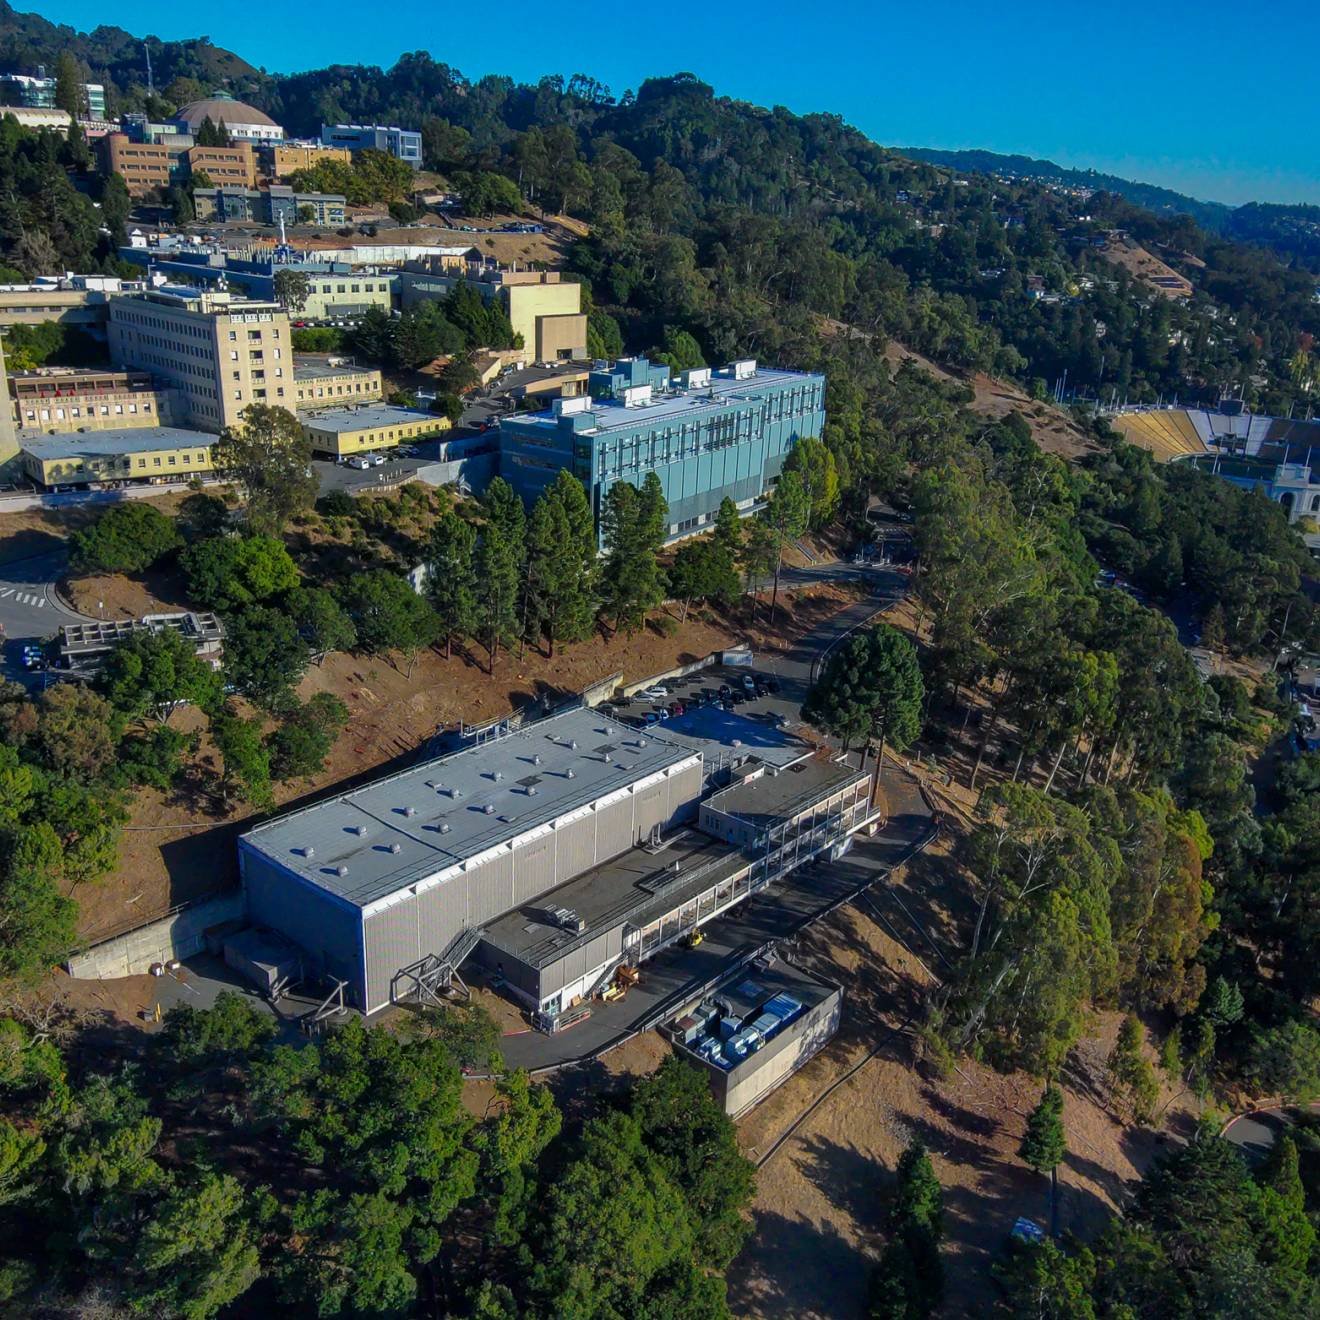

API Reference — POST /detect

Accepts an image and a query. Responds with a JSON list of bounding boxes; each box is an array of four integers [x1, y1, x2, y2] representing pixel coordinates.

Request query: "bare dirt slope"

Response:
[[727, 841, 1198, 1320], [1098, 237, 1192, 298], [823, 322, 1099, 463]]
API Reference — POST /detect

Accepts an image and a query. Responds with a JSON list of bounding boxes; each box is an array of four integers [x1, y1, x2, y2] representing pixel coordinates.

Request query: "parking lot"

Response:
[[604, 663, 805, 740]]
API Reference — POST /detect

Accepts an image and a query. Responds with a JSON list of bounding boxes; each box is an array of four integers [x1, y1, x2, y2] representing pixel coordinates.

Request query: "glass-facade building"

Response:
[[498, 357, 826, 542]]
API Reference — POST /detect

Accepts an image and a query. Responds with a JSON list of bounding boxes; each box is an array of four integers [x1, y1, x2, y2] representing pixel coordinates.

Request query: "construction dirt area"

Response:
[[1097, 236, 1193, 299]]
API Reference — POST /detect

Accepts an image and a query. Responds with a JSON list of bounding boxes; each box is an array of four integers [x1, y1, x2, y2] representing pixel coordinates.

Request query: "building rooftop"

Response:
[[299, 404, 442, 433], [59, 611, 223, 656], [20, 427, 217, 460], [176, 97, 279, 130], [482, 828, 748, 969], [705, 756, 866, 831], [655, 704, 809, 773], [239, 707, 702, 910], [511, 364, 820, 436], [293, 360, 379, 383]]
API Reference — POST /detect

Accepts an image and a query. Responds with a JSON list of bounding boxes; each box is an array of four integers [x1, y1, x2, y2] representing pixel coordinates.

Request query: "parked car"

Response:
[[742, 674, 757, 693], [668, 700, 685, 717], [643, 710, 660, 727], [718, 683, 732, 697], [640, 686, 669, 701]]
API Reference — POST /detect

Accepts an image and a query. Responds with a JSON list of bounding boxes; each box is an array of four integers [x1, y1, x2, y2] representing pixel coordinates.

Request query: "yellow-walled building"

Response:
[[299, 404, 449, 458], [21, 427, 217, 488]]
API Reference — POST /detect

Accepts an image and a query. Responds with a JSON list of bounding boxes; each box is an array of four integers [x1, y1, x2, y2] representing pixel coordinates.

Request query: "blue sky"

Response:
[[42, 0, 1320, 206]]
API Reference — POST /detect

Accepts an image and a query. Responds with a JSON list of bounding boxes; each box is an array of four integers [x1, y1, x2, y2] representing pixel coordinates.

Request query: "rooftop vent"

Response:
[[352, 824, 368, 836], [388, 842, 402, 854], [527, 786, 538, 796], [636, 738, 647, 748], [492, 771, 503, 781], [439, 822, 451, 834], [483, 803, 496, 815], [336, 864, 349, 877], [566, 768, 576, 779], [299, 845, 315, 858], [450, 788, 463, 799], [402, 805, 416, 817], [603, 753, 612, 763], [569, 740, 578, 750], [532, 753, 542, 765]]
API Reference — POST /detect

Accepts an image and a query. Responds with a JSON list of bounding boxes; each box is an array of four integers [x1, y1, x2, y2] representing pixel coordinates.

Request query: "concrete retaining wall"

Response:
[[619, 648, 753, 699], [0, 479, 217, 514], [66, 890, 245, 980]]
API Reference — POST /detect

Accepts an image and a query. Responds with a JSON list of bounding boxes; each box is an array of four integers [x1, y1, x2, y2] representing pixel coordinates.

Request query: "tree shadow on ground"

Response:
[[727, 1207, 876, 1320]]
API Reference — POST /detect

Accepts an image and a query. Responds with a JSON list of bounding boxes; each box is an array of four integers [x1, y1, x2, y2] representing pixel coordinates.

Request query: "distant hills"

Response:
[[903, 147, 1320, 274], [901, 147, 1235, 230], [0, 0, 262, 100]]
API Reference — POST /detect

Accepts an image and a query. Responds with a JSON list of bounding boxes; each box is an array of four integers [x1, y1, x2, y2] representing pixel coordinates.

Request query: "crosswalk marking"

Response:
[[0, 590, 44, 607]]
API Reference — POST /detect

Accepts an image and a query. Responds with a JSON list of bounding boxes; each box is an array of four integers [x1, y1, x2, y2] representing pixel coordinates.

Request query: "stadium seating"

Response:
[[1111, 410, 1209, 462]]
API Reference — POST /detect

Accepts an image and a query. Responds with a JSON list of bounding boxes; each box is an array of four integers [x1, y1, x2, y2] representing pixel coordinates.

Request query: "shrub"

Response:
[[69, 503, 181, 575]]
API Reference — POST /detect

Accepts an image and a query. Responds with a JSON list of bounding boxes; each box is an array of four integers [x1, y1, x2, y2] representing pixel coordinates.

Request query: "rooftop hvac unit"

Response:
[[732, 358, 757, 380]]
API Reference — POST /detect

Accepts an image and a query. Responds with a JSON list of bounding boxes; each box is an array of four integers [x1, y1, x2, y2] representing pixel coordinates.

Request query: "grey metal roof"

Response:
[[481, 828, 748, 969], [299, 404, 440, 433], [706, 757, 865, 827], [20, 427, 216, 459], [292, 360, 378, 382], [239, 707, 700, 910]]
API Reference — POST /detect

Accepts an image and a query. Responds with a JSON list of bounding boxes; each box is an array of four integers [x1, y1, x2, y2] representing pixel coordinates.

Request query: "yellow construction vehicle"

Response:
[[683, 928, 705, 949]]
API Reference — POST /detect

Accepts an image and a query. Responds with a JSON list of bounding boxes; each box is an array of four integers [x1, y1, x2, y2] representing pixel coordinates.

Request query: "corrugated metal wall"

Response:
[[240, 848, 364, 1006], [540, 929, 621, 997], [555, 811, 596, 880], [353, 757, 704, 1013], [363, 900, 420, 1013], [595, 794, 635, 859]]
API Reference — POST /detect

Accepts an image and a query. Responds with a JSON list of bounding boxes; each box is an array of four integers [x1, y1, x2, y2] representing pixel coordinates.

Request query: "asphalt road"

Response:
[[0, 549, 89, 686], [1222, 1104, 1320, 1164]]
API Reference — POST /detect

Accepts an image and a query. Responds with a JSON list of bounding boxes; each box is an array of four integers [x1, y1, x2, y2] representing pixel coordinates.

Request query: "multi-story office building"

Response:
[[107, 286, 293, 431], [320, 122, 422, 167], [0, 70, 105, 118], [193, 186, 346, 227], [399, 265, 586, 364], [10, 368, 179, 434], [499, 357, 827, 542], [97, 133, 256, 196]]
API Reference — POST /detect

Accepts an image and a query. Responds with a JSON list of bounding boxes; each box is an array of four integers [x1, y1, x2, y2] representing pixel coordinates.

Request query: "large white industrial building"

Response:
[[238, 705, 875, 1023]]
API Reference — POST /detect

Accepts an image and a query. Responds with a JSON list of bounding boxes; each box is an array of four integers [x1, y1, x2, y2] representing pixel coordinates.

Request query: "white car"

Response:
[[370, 453, 387, 466], [640, 686, 669, 702]]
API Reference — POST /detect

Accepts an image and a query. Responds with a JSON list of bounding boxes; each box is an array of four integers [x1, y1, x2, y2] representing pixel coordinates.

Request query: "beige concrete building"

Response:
[[10, 368, 179, 435], [0, 275, 146, 328], [292, 360, 383, 408], [295, 270, 396, 321], [97, 133, 257, 196], [399, 265, 587, 364], [108, 286, 294, 431], [20, 427, 217, 488], [263, 142, 352, 180], [299, 403, 448, 458], [0, 335, 16, 480]]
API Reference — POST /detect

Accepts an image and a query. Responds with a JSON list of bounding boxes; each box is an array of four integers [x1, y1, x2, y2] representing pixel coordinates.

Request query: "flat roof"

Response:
[[292, 360, 379, 382], [706, 756, 866, 830], [299, 404, 440, 433], [481, 828, 748, 970], [511, 366, 821, 436], [655, 704, 808, 771], [239, 707, 701, 910], [21, 427, 217, 460]]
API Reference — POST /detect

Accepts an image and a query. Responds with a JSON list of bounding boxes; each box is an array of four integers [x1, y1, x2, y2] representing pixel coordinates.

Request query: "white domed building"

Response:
[[173, 95, 285, 143]]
